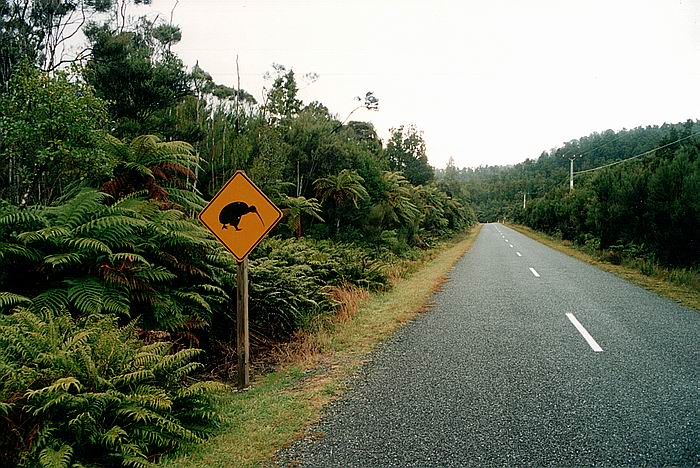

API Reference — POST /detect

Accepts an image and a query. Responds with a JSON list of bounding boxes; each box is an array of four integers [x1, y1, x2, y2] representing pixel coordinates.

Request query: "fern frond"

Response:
[[100, 425, 127, 450], [0, 209, 47, 227], [53, 189, 112, 228], [153, 348, 202, 375], [0, 292, 32, 310], [116, 405, 158, 423], [119, 454, 152, 468], [30, 289, 69, 315], [108, 252, 150, 266], [110, 370, 155, 387], [17, 226, 71, 243], [149, 209, 183, 223], [111, 190, 150, 208], [132, 352, 159, 368], [166, 189, 208, 211], [173, 291, 212, 313], [38, 444, 73, 468], [26, 377, 82, 399], [0, 242, 42, 262], [138, 342, 171, 355], [171, 361, 203, 380], [74, 215, 147, 237], [62, 329, 92, 351], [0, 401, 12, 418], [101, 289, 130, 316], [129, 385, 172, 411], [194, 284, 230, 299], [44, 252, 85, 268], [66, 237, 112, 254], [133, 266, 177, 283], [66, 278, 105, 314]]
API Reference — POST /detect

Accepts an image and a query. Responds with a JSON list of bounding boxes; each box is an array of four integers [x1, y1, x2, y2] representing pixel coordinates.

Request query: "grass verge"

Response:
[[162, 224, 482, 467], [506, 223, 700, 311]]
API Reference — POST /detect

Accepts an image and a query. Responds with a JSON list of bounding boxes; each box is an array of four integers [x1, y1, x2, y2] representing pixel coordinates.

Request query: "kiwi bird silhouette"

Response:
[[219, 202, 264, 230]]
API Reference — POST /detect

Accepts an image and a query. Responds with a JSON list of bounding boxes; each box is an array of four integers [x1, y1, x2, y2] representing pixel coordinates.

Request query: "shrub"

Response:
[[0, 308, 226, 467], [0, 189, 234, 335], [245, 237, 391, 338]]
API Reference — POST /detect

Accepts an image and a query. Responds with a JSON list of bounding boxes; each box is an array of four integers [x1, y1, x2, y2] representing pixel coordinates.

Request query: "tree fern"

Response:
[[0, 309, 227, 466], [0, 189, 233, 333]]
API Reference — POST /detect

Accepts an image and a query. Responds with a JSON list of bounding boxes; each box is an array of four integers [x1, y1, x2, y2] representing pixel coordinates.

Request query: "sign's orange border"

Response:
[[198, 170, 283, 263]]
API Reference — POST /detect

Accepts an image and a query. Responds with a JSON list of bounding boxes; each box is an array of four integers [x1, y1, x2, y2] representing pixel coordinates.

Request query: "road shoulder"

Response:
[[506, 223, 699, 311]]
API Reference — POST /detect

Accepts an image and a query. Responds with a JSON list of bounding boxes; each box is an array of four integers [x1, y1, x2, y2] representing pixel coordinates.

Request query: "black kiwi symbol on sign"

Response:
[[219, 202, 264, 231]]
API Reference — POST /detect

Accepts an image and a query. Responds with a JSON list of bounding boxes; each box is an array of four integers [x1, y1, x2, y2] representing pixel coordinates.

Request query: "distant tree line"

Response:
[[442, 121, 699, 267]]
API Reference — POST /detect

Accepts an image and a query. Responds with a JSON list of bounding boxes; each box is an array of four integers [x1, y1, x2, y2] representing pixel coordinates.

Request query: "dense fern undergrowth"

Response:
[[0, 309, 226, 467], [0, 186, 474, 466]]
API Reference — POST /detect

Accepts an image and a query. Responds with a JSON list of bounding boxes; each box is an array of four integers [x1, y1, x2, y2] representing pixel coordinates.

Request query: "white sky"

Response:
[[127, 0, 700, 169]]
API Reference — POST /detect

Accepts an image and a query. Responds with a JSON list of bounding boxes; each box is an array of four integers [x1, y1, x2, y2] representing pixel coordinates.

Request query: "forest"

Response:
[[447, 120, 700, 275], [0, 1, 477, 466]]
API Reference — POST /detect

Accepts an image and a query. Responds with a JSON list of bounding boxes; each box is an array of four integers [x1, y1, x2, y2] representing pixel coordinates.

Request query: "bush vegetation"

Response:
[[0, 309, 225, 467], [0, 2, 476, 464]]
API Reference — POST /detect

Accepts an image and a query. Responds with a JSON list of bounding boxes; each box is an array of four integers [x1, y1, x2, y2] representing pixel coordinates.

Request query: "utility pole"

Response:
[[569, 156, 575, 191], [523, 191, 526, 209]]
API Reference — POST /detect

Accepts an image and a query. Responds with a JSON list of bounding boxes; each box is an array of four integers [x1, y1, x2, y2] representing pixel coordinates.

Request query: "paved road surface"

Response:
[[279, 223, 699, 466]]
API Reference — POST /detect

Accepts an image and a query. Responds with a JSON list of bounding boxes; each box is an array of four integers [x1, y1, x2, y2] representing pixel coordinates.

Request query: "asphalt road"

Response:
[[278, 223, 699, 467]]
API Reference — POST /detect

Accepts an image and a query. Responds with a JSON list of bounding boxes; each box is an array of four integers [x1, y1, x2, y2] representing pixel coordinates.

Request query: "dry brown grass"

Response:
[[329, 283, 371, 322]]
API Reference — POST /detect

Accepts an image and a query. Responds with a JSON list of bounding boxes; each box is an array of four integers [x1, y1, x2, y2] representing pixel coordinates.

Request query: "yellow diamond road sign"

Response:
[[199, 171, 283, 262]]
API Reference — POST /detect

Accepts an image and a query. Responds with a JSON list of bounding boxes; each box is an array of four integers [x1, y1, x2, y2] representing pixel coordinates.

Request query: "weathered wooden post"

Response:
[[236, 257, 249, 388]]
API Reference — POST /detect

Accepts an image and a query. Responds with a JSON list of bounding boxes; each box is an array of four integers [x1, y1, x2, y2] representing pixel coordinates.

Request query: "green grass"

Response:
[[506, 224, 700, 311], [161, 225, 482, 467]]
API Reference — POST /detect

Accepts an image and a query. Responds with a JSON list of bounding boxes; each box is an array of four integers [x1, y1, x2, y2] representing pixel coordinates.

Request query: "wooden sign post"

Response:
[[198, 171, 282, 388], [236, 258, 249, 388]]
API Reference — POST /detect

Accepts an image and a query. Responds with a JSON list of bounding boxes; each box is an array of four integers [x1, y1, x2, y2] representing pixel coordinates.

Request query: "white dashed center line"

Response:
[[566, 313, 604, 352], [529, 267, 540, 277], [509, 244, 514, 248], [516, 252, 522, 257]]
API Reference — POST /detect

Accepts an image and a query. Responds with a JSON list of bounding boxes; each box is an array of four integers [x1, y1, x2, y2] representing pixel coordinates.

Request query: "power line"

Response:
[[514, 129, 699, 206], [561, 130, 630, 160], [573, 130, 700, 175]]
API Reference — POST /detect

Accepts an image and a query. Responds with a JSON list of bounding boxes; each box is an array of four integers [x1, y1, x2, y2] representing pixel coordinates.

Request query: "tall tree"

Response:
[[0, 0, 125, 92], [263, 64, 302, 125], [385, 125, 434, 185], [0, 64, 110, 206], [83, 19, 190, 138]]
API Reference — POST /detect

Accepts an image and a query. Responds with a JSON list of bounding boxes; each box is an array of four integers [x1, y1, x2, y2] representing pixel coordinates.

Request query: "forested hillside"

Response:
[[0, 2, 476, 465], [446, 121, 699, 268]]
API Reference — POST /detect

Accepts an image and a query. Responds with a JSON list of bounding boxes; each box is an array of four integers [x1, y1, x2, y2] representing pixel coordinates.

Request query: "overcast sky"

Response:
[[129, 0, 700, 169]]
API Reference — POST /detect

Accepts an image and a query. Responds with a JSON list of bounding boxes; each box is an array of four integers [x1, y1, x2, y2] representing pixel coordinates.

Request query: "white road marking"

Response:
[[509, 244, 514, 248], [566, 313, 604, 352], [529, 267, 540, 277], [516, 252, 522, 257]]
